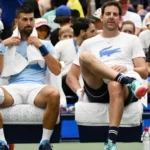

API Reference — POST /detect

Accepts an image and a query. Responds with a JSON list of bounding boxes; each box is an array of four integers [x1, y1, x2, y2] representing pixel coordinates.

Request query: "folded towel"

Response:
[[1, 27, 45, 77]]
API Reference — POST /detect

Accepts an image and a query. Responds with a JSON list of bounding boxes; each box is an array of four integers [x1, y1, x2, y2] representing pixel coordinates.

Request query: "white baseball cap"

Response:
[[0, 20, 4, 31], [93, 8, 101, 20]]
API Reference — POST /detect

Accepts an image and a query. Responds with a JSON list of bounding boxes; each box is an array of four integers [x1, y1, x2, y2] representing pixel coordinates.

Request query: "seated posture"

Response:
[[55, 18, 96, 96], [66, 1, 148, 150], [121, 20, 135, 35], [35, 18, 51, 40], [0, 4, 61, 150]]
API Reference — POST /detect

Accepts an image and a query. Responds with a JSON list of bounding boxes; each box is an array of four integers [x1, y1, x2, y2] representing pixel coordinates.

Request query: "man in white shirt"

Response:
[[117, 0, 142, 35], [66, 1, 147, 150], [55, 18, 96, 96], [139, 17, 150, 54], [142, 11, 150, 30], [55, 18, 96, 77]]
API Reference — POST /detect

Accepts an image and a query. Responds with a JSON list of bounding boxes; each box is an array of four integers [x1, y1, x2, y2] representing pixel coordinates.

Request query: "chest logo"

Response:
[[99, 46, 121, 57]]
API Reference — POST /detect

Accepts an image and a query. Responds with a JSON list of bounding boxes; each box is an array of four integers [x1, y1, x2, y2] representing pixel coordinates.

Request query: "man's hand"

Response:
[[2, 37, 20, 46], [111, 65, 127, 73], [76, 88, 84, 101], [28, 36, 42, 48]]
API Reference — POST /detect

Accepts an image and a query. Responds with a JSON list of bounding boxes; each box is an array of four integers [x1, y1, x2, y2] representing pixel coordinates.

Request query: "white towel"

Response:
[[1, 27, 45, 77]]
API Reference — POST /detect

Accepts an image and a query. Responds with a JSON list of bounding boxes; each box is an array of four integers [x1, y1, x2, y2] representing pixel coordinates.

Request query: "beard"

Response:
[[20, 26, 33, 37]]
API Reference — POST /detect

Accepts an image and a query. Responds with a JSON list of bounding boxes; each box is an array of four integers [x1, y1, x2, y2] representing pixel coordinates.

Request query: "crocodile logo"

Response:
[[99, 46, 121, 57]]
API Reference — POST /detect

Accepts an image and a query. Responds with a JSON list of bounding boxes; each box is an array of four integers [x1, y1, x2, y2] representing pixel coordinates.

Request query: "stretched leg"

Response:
[[34, 86, 60, 150]]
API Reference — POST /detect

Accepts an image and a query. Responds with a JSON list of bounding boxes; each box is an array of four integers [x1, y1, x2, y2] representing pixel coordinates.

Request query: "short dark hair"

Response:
[[71, 9, 80, 24], [72, 18, 93, 37], [16, 4, 34, 18], [54, 16, 71, 24], [101, 1, 122, 16]]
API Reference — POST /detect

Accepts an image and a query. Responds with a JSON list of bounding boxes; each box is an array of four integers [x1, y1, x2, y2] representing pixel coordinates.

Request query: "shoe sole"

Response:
[[136, 86, 148, 99]]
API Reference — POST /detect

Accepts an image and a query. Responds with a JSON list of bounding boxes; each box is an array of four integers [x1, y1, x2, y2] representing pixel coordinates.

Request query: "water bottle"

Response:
[[141, 127, 150, 150]]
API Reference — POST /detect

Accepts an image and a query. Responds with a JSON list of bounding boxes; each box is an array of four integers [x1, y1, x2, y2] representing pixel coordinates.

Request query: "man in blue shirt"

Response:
[[0, 4, 61, 150]]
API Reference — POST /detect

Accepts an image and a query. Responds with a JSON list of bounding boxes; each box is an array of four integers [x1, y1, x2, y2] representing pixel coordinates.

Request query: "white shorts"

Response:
[[2, 83, 47, 105]]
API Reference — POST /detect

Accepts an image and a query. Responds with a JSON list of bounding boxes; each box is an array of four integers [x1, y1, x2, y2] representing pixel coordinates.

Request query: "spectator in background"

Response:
[[0, 0, 24, 40], [139, 18, 150, 94], [142, 11, 150, 30], [137, 4, 144, 12], [55, 18, 96, 96], [58, 26, 74, 40], [117, 0, 142, 35], [0, 20, 4, 42], [71, 9, 80, 24], [91, 8, 103, 32], [79, 0, 91, 16], [139, 17, 150, 54], [24, 0, 41, 18], [42, 0, 60, 32], [121, 21, 135, 34], [55, 0, 68, 6], [0, 8, 2, 19], [50, 5, 72, 46], [35, 18, 51, 40], [67, 0, 84, 17], [37, 0, 51, 16]]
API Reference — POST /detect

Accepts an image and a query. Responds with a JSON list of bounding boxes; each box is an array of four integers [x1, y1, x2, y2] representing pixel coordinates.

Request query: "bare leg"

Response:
[[79, 51, 119, 83], [34, 86, 60, 130], [108, 81, 129, 126], [0, 87, 14, 147], [0, 87, 14, 128]]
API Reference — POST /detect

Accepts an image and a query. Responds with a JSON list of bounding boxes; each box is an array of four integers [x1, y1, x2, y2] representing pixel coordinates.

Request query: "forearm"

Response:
[[66, 75, 81, 93], [134, 66, 148, 79], [147, 63, 150, 76], [38, 45, 61, 75], [44, 54, 61, 76], [0, 43, 6, 74], [86, 0, 91, 16], [0, 55, 3, 74]]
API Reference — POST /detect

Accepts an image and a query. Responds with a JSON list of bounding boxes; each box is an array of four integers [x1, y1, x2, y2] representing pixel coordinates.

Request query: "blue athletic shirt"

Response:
[[8, 40, 55, 84]]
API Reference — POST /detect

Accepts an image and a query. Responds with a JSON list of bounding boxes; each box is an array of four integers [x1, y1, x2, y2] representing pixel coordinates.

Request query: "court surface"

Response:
[[15, 142, 142, 150]]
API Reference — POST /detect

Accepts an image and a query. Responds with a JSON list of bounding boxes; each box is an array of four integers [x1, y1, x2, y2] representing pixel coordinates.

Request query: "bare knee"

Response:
[[79, 51, 93, 65], [108, 81, 123, 96], [45, 87, 60, 107]]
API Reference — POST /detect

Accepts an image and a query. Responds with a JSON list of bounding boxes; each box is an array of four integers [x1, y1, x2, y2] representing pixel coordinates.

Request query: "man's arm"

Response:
[[66, 64, 81, 93], [86, 0, 91, 16], [44, 54, 61, 75], [0, 37, 20, 73], [28, 36, 61, 75], [133, 57, 148, 79], [147, 62, 150, 75], [0, 55, 3, 74]]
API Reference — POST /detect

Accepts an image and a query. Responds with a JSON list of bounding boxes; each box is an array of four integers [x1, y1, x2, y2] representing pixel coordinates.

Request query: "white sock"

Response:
[[0, 128, 7, 143], [40, 128, 53, 143]]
